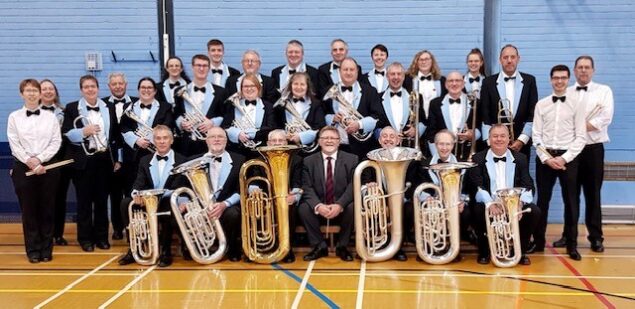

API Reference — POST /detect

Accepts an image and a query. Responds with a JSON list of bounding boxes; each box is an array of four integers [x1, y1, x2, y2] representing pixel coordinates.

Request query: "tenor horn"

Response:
[[240, 145, 299, 263], [128, 189, 168, 265], [413, 162, 475, 264], [175, 86, 208, 141], [323, 84, 372, 142], [124, 106, 156, 153], [73, 115, 108, 155], [353, 147, 421, 261]]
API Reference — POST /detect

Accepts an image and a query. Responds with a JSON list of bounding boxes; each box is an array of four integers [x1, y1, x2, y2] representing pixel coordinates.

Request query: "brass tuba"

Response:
[[239, 145, 299, 263], [323, 84, 372, 141], [175, 86, 208, 141], [485, 187, 531, 268], [128, 189, 168, 265], [73, 115, 108, 155], [497, 98, 515, 140], [170, 156, 227, 264], [353, 147, 421, 261], [124, 105, 156, 153], [413, 162, 475, 264], [274, 91, 319, 153]]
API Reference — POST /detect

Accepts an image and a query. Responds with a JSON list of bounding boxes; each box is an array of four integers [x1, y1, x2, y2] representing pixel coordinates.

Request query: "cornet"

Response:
[[124, 106, 156, 153], [227, 93, 261, 149], [128, 189, 169, 265], [485, 187, 531, 267], [323, 84, 372, 141], [273, 91, 318, 153], [73, 115, 108, 155], [497, 98, 515, 140], [175, 86, 207, 141]]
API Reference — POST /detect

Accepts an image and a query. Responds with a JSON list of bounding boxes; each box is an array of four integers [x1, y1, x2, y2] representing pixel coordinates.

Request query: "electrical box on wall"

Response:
[[85, 51, 103, 71]]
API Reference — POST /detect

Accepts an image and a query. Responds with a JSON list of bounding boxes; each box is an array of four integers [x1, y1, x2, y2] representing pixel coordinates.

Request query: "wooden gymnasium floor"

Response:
[[1, 223, 634, 308]]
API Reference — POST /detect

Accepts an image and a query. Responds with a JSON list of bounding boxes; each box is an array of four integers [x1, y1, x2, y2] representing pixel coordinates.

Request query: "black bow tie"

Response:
[[449, 98, 461, 104], [140, 104, 152, 109], [113, 98, 126, 104], [333, 64, 340, 70], [169, 81, 181, 89], [469, 76, 480, 83], [87, 106, 100, 112], [244, 100, 257, 106], [419, 75, 432, 81], [552, 96, 566, 103], [504, 76, 516, 82], [390, 91, 401, 97], [436, 159, 448, 164], [156, 155, 169, 161], [211, 69, 223, 74], [212, 156, 222, 163], [41, 105, 55, 111], [576, 86, 588, 91], [375, 70, 385, 76], [194, 86, 206, 93], [26, 110, 40, 117], [292, 97, 305, 103], [288, 69, 297, 74], [493, 156, 507, 163], [340, 86, 353, 92]]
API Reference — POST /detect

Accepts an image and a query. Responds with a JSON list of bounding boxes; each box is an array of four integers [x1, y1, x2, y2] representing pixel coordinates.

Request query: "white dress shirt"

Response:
[[502, 71, 517, 113], [494, 156, 507, 192], [7, 106, 62, 164], [568, 81, 614, 144], [417, 72, 436, 116], [448, 97, 464, 134], [390, 92, 404, 129], [86, 104, 107, 149], [321, 151, 338, 180], [210, 63, 225, 86]]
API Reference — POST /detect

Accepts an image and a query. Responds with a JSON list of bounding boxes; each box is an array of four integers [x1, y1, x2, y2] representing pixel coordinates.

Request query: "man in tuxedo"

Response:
[[480, 44, 538, 159], [206, 39, 240, 88], [362, 44, 389, 93], [317, 39, 362, 98], [117, 125, 187, 267], [468, 124, 540, 265], [298, 126, 359, 261], [271, 40, 319, 94], [224, 49, 279, 103]]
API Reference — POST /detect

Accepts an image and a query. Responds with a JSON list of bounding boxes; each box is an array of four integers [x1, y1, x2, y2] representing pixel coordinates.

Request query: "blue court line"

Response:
[[271, 263, 340, 309]]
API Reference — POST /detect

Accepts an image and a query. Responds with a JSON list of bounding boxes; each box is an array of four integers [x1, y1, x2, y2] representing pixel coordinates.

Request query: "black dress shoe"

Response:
[[118, 251, 135, 265], [181, 247, 193, 261], [519, 255, 531, 265], [158, 255, 173, 267], [54, 237, 68, 246], [394, 249, 407, 261], [336, 247, 353, 262], [28, 256, 40, 263], [41, 256, 52, 262], [283, 251, 296, 263], [228, 252, 242, 262], [452, 254, 463, 263], [567, 248, 582, 261], [526, 241, 544, 254], [303, 246, 328, 261], [96, 241, 111, 250], [591, 240, 605, 253], [81, 243, 95, 252], [112, 231, 124, 240], [477, 254, 490, 264], [552, 237, 567, 248]]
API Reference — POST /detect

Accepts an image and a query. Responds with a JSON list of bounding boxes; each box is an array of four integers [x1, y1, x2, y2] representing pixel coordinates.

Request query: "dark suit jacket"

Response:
[[173, 84, 227, 126], [184, 151, 246, 203], [119, 100, 174, 163], [300, 150, 359, 210], [271, 64, 320, 93], [467, 149, 534, 198], [133, 152, 188, 191], [224, 74, 279, 104], [317, 61, 363, 99]]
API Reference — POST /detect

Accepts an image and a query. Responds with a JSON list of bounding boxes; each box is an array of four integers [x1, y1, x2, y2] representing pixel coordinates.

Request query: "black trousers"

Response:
[[298, 202, 354, 248], [534, 154, 580, 248], [574, 143, 605, 243], [109, 167, 125, 233], [53, 165, 72, 238], [11, 161, 60, 259]]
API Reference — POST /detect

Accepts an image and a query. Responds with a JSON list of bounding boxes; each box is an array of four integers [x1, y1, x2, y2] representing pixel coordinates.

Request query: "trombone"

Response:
[[400, 91, 421, 149], [497, 98, 515, 140]]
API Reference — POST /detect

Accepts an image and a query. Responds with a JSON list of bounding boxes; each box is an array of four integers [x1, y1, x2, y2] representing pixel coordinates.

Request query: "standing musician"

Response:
[[224, 50, 279, 104], [468, 124, 540, 265], [156, 56, 191, 107], [207, 39, 240, 88], [174, 54, 226, 156], [323, 57, 382, 160], [271, 40, 319, 95], [298, 126, 358, 261], [426, 71, 481, 161], [404, 50, 448, 126], [317, 39, 363, 99], [531, 65, 586, 260], [464, 48, 486, 99], [8, 79, 62, 263], [480, 44, 538, 159], [117, 125, 187, 267], [552, 56, 614, 253], [62, 75, 122, 252], [274, 72, 325, 156], [362, 44, 389, 93]]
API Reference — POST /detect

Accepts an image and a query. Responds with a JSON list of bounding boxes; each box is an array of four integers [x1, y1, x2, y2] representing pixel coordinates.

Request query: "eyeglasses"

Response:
[[319, 136, 340, 141], [139, 86, 155, 90], [242, 59, 260, 65], [242, 85, 258, 89]]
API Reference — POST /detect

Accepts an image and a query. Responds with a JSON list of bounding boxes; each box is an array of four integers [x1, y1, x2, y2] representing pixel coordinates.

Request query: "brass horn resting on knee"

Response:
[[170, 156, 227, 264], [240, 145, 300, 263], [128, 189, 168, 265], [413, 162, 474, 264], [353, 147, 421, 262]]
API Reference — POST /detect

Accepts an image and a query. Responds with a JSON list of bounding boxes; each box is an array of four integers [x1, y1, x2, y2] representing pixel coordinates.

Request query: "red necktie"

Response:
[[325, 157, 334, 204]]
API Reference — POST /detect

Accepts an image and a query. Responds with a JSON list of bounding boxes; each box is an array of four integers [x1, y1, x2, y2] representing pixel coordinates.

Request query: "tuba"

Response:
[[73, 115, 108, 155], [227, 93, 261, 149], [485, 187, 531, 268], [175, 86, 208, 141], [124, 105, 156, 153], [170, 156, 227, 264], [128, 189, 168, 265], [497, 98, 515, 140], [274, 91, 319, 153], [323, 84, 372, 141], [240, 145, 299, 263], [413, 162, 475, 264], [353, 147, 421, 261]]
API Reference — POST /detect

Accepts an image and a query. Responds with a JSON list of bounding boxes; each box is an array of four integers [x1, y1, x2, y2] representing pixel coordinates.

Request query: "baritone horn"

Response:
[[228, 93, 261, 149], [353, 147, 421, 261], [73, 115, 108, 155], [485, 187, 531, 268], [497, 98, 515, 140], [240, 145, 299, 263], [124, 106, 156, 153], [128, 189, 169, 265], [413, 162, 475, 264]]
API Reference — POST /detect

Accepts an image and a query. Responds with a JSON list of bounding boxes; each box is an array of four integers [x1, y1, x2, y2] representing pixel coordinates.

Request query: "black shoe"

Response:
[[118, 251, 135, 266], [283, 251, 296, 263], [28, 256, 40, 263], [81, 243, 95, 252], [41, 256, 52, 262], [303, 246, 328, 261], [181, 247, 192, 261], [54, 237, 68, 246], [452, 254, 463, 263], [526, 241, 544, 254], [567, 248, 582, 261], [590, 240, 605, 253], [477, 254, 490, 264], [112, 231, 124, 240], [228, 252, 242, 262], [552, 237, 567, 248], [96, 241, 110, 250], [158, 255, 173, 267], [519, 255, 531, 265], [394, 249, 407, 262], [336, 247, 353, 262]]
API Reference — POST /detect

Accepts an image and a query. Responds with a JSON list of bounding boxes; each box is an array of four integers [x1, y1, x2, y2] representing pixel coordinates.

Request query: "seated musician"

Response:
[[467, 124, 540, 265], [118, 125, 187, 267], [298, 126, 358, 261]]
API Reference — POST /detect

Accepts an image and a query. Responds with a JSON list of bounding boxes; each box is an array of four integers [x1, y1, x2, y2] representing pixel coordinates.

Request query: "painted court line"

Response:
[[98, 265, 156, 308], [33, 255, 120, 309], [310, 272, 635, 280], [0, 251, 121, 255], [271, 263, 339, 308], [291, 260, 315, 309], [355, 261, 366, 309]]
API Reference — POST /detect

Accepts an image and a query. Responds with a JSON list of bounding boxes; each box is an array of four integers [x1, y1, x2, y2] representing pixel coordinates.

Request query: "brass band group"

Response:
[[8, 38, 613, 268]]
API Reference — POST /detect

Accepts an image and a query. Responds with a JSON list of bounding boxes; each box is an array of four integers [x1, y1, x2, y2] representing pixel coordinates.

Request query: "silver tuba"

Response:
[[73, 115, 108, 155], [273, 91, 319, 153], [413, 162, 475, 264], [128, 189, 169, 265], [175, 86, 208, 141], [323, 84, 372, 141], [485, 187, 531, 268], [124, 105, 156, 153], [170, 156, 227, 264], [227, 92, 261, 149], [353, 147, 421, 261]]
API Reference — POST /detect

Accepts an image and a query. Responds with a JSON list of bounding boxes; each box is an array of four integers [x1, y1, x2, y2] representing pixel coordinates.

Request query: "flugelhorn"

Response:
[[128, 189, 169, 265], [124, 105, 156, 153], [274, 91, 319, 153], [73, 115, 108, 155], [240, 145, 299, 263], [485, 187, 531, 268], [175, 85, 208, 141], [353, 147, 421, 261], [413, 162, 475, 264], [497, 98, 515, 140], [227, 93, 261, 149], [323, 84, 372, 141], [170, 156, 227, 264]]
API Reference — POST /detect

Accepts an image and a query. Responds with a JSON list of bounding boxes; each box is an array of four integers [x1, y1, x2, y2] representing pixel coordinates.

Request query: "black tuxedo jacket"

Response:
[[224, 74, 279, 104], [317, 61, 363, 98], [271, 64, 320, 92], [467, 149, 534, 198], [173, 84, 227, 125], [425, 95, 480, 142], [119, 100, 174, 163], [133, 152, 188, 191], [220, 99, 278, 151], [300, 150, 358, 210], [184, 151, 246, 203], [274, 97, 326, 133]]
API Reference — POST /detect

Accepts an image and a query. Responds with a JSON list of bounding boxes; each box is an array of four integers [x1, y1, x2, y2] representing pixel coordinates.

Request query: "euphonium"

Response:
[[228, 93, 261, 149], [128, 189, 168, 265], [73, 115, 108, 155], [170, 156, 227, 264], [485, 187, 531, 268], [175, 86, 207, 141], [401, 91, 421, 149], [323, 84, 372, 141], [413, 162, 475, 264], [240, 145, 299, 263], [497, 98, 515, 140], [274, 91, 319, 153], [124, 106, 156, 153], [353, 147, 421, 262]]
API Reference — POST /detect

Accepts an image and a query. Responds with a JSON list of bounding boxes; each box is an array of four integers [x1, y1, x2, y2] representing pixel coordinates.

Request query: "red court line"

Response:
[[546, 245, 615, 308]]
